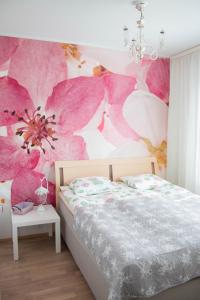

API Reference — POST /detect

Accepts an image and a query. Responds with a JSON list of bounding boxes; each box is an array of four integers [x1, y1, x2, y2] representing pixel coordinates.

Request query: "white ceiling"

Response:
[[0, 0, 200, 57]]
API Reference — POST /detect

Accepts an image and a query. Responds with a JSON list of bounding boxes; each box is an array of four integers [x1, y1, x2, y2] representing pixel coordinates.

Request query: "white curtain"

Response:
[[167, 48, 200, 193]]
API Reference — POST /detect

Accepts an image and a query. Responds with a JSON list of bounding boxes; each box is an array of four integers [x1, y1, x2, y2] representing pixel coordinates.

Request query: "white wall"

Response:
[[0, 0, 200, 57]]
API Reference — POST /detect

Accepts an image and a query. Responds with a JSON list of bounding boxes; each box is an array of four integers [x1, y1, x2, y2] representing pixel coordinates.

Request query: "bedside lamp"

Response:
[[35, 177, 49, 212]]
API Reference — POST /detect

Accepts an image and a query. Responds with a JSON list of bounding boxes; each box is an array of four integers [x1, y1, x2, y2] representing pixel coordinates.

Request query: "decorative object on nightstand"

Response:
[[12, 201, 34, 215], [35, 176, 49, 212]]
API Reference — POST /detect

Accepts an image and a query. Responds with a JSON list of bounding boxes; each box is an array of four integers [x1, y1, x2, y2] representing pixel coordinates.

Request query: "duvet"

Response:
[[73, 182, 200, 299]]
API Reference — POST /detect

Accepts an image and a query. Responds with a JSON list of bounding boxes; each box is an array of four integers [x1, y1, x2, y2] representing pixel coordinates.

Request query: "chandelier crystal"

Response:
[[123, 0, 165, 63]]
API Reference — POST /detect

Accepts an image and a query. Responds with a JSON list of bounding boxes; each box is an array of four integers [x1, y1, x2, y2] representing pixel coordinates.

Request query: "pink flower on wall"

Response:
[[0, 36, 19, 67], [0, 39, 105, 206], [0, 36, 170, 206], [103, 73, 139, 141], [75, 45, 169, 104], [146, 59, 170, 104]]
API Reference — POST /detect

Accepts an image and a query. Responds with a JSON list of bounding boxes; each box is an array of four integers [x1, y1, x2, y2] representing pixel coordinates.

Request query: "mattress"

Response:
[[59, 193, 110, 300]]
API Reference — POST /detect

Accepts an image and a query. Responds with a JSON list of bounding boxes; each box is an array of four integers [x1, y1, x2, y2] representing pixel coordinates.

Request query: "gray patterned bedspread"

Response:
[[73, 183, 200, 299]]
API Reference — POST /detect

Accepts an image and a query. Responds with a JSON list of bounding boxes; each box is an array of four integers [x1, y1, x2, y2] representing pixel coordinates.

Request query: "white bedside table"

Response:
[[11, 205, 61, 260]]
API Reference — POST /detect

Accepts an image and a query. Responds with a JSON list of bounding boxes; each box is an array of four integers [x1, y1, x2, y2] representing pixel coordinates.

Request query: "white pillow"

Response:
[[121, 174, 166, 190], [69, 176, 114, 196]]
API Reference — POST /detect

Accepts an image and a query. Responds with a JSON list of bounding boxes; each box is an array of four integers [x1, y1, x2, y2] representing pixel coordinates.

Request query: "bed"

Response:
[[55, 157, 200, 300]]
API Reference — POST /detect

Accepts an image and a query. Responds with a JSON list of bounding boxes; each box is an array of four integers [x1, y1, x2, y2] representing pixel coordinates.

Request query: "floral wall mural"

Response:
[[0, 36, 169, 207]]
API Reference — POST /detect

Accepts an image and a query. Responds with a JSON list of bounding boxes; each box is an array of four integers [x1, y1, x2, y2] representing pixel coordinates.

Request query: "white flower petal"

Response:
[[123, 90, 168, 146], [78, 129, 116, 159]]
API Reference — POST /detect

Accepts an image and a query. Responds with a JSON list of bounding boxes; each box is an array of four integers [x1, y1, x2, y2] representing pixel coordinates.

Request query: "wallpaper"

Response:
[[0, 36, 169, 206]]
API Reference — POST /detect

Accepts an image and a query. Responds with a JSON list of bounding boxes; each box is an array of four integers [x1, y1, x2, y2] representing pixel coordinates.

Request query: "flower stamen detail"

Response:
[[4, 107, 58, 154]]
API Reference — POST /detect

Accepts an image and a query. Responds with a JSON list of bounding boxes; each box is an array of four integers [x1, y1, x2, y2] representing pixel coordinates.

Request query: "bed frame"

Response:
[[55, 156, 158, 208], [55, 157, 200, 300]]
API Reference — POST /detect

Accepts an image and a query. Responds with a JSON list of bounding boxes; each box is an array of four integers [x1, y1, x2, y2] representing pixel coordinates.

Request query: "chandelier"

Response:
[[123, 0, 165, 63]]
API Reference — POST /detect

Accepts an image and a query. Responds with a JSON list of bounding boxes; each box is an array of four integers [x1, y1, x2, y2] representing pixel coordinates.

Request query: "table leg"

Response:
[[12, 225, 19, 260], [55, 221, 61, 253], [48, 223, 53, 237]]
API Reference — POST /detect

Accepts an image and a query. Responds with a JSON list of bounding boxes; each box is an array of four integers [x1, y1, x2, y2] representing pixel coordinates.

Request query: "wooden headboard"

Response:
[[55, 157, 158, 207]]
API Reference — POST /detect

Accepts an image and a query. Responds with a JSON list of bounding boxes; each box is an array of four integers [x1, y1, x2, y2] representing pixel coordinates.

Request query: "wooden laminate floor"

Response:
[[0, 235, 95, 300]]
